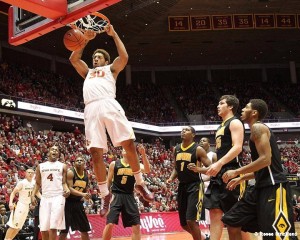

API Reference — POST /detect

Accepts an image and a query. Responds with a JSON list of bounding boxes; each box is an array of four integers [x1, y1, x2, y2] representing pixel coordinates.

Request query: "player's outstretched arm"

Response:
[[138, 144, 151, 174], [167, 148, 178, 183], [207, 119, 244, 177], [31, 165, 41, 206], [9, 183, 22, 210], [223, 124, 271, 183], [106, 25, 128, 76], [187, 146, 211, 174], [107, 161, 115, 191], [62, 164, 70, 198], [69, 30, 96, 79]]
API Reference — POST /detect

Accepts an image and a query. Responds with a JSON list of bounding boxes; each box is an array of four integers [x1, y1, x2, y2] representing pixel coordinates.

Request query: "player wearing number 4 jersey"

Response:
[[31, 146, 70, 240], [5, 168, 36, 240], [69, 24, 154, 218]]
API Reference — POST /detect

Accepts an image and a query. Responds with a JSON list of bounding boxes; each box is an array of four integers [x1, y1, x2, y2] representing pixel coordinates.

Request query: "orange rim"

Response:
[[91, 12, 110, 24]]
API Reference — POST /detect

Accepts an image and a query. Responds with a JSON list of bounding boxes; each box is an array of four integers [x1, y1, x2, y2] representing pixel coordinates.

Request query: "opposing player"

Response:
[[69, 23, 153, 217], [5, 169, 36, 240], [59, 155, 91, 240], [31, 145, 70, 240], [199, 137, 216, 229], [102, 144, 150, 240], [222, 99, 298, 240], [205, 95, 246, 240], [167, 126, 211, 240]]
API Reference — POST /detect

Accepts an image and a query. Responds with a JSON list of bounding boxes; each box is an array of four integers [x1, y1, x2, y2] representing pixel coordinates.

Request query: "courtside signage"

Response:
[[18, 101, 84, 119], [17, 101, 300, 133]]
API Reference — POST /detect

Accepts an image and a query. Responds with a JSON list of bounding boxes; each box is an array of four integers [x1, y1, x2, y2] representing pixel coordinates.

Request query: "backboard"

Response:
[[8, 0, 121, 46]]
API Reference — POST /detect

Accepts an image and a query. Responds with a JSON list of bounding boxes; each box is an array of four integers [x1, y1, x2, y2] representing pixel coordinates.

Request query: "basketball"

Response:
[[63, 29, 85, 51]]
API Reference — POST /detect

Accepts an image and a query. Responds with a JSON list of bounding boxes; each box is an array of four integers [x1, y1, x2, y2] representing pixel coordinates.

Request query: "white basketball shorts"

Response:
[[84, 98, 135, 152], [39, 195, 66, 231], [7, 201, 29, 229]]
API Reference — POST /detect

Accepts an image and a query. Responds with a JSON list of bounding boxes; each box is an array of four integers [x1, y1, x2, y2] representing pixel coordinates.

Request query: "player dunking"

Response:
[[69, 24, 153, 217]]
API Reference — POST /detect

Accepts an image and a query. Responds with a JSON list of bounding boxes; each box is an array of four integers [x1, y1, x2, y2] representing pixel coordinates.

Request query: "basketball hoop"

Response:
[[69, 12, 110, 34]]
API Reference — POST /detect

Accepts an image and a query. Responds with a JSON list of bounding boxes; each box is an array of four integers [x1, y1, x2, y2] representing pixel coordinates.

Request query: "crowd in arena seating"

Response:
[[1, 60, 300, 219], [0, 113, 179, 214], [266, 80, 300, 118], [1, 61, 300, 125], [216, 79, 281, 119], [0, 62, 83, 110], [0, 113, 299, 217], [117, 82, 177, 124], [168, 79, 217, 121], [279, 142, 300, 174]]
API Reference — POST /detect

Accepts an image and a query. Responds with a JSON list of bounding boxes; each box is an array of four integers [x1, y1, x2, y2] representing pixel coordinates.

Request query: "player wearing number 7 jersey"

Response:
[[5, 168, 36, 240], [31, 145, 70, 240]]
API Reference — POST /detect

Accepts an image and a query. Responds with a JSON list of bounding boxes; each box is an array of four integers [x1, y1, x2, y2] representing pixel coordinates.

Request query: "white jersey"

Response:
[[201, 151, 214, 182], [40, 161, 64, 197], [207, 151, 214, 162], [83, 65, 116, 104], [16, 179, 35, 204]]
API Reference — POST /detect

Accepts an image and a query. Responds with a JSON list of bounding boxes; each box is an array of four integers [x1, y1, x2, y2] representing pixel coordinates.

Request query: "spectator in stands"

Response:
[[90, 189, 100, 214], [0, 207, 8, 240], [292, 194, 298, 206], [18, 165, 26, 179], [73, 126, 81, 139]]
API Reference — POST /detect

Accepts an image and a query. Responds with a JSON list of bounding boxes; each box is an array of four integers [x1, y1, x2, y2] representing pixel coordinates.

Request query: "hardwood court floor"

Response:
[[110, 232, 190, 240], [101, 222, 300, 240], [100, 230, 254, 240]]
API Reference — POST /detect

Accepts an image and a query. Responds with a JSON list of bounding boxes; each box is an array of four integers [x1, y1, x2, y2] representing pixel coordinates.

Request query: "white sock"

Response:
[[133, 171, 143, 185], [98, 181, 109, 197]]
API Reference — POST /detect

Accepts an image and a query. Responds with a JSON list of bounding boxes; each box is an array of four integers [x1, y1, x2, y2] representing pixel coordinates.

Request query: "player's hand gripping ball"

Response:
[[63, 29, 85, 51]]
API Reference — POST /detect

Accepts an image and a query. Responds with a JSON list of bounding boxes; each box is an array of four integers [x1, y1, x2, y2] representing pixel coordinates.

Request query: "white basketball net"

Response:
[[70, 14, 109, 33]]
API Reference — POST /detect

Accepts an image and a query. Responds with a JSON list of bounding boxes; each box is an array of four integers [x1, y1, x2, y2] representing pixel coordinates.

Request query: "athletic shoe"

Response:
[[135, 184, 154, 202], [100, 193, 112, 217]]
